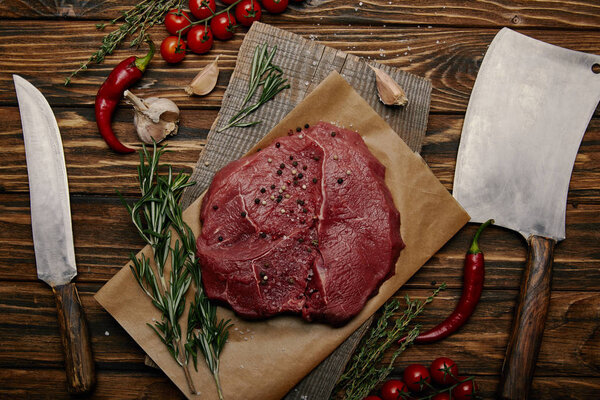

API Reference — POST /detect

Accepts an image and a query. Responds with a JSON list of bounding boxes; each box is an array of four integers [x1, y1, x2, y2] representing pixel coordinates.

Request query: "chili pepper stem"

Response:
[[468, 219, 494, 254], [135, 39, 155, 72]]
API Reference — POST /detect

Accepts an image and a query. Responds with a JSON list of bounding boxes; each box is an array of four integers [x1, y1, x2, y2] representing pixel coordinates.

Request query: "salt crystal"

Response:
[[104, 331, 110, 336], [305, 81, 309, 86], [204, 161, 210, 166], [359, 1, 363, 5]]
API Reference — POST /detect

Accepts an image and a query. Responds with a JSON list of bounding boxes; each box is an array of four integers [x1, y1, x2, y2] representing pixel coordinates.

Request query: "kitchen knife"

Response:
[[453, 29, 600, 399], [14, 75, 96, 394]]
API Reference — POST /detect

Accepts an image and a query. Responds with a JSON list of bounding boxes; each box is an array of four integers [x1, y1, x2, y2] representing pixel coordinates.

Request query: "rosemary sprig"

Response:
[[334, 284, 447, 400], [217, 43, 290, 132], [125, 143, 231, 399]]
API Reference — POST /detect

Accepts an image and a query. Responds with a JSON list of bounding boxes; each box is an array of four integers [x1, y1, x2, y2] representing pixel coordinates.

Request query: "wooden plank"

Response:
[[1, 0, 599, 29], [0, 368, 598, 400], [2, 108, 598, 202], [2, 282, 599, 378], [1, 22, 600, 114], [2, 194, 600, 290]]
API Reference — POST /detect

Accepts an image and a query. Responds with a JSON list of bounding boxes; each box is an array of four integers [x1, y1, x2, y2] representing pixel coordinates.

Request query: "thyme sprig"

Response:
[[334, 284, 447, 400], [65, 0, 179, 85], [217, 43, 290, 132], [125, 143, 231, 399]]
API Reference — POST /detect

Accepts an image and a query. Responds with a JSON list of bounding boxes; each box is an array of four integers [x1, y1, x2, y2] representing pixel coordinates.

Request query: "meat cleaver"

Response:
[[14, 75, 96, 394], [453, 28, 600, 399]]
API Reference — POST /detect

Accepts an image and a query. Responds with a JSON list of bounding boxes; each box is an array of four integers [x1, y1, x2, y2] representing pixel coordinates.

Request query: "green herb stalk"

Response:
[[125, 143, 231, 399], [217, 43, 290, 132], [334, 284, 447, 400]]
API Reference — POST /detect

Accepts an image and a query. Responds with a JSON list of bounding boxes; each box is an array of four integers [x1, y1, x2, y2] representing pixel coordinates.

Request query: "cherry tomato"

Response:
[[403, 364, 431, 393], [220, 0, 237, 4], [363, 397, 383, 400], [432, 394, 451, 400], [160, 36, 186, 64], [262, 0, 288, 14], [187, 25, 214, 54], [210, 12, 236, 40], [164, 9, 192, 36], [235, 0, 262, 27], [380, 379, 409, 400], [189, 0, 216, 20], [451, 377, 478, 400], [430, 357, 459, 385]]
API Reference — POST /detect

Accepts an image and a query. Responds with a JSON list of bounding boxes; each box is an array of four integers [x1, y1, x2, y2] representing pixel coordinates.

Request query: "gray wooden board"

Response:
[[176, 22, 431, 399]]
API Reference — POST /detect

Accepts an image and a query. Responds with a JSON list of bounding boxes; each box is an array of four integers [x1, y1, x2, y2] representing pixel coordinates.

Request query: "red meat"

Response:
[[197, 122, 404, 325]]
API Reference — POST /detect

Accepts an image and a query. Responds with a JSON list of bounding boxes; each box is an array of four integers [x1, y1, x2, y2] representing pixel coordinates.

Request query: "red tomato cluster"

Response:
[[364, 358, 478, 400], [160, 0, 301, 63]]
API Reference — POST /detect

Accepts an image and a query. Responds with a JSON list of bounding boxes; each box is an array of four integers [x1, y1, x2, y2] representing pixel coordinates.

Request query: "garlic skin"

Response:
[[185, 55, 220, 96], [368, 65, 409, 107], [124, 90, 180, 144]]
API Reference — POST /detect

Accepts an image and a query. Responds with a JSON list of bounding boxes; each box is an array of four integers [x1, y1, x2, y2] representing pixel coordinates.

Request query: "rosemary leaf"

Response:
[[126, 143, 230, 398], [218, 43, 290, 133]]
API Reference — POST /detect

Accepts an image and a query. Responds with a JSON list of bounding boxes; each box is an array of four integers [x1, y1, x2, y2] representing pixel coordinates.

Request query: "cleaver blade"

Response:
[[453, 28, 600, 399]]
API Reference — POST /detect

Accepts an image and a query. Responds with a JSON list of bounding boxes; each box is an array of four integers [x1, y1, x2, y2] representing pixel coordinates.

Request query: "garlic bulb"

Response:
[[124, 90, 180, 144], [185, 55, 220, 96], [368, 65, 408, 107]]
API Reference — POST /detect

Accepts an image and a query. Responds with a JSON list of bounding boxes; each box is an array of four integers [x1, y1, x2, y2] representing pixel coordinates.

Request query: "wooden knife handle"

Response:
[[52, 282, 96, 394], [499, 235, 555, 399]]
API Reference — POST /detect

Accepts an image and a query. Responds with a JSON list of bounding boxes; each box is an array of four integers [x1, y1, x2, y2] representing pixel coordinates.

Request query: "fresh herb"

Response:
[[217, 43, 290, 132], [65, 0, 179, 85], [334, 284, 446, 400], [124, 143, 231, 399]]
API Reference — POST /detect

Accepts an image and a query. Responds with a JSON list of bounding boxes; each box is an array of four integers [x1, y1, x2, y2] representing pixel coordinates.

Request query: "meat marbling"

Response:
[[197, 122, 404, 325]]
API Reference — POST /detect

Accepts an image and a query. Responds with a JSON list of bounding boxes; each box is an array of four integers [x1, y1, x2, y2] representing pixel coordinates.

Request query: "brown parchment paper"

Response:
[[95, 71, 470, 400]]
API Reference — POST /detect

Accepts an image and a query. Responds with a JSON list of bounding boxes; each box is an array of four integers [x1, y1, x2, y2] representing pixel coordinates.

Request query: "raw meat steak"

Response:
[[197, 122, 404, 325]]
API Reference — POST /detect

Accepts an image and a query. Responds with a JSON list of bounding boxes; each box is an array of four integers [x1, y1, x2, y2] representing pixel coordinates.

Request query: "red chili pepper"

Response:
[[402, 219, 494, 344], [95, 40, 155, 153]]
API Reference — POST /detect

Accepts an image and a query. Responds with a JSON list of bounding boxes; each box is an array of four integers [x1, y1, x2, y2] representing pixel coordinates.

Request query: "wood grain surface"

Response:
[[0, 0, 599, 399]]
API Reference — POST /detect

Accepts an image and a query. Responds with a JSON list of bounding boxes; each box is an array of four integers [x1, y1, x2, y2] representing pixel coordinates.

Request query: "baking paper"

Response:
[[95, 71, 470, 399]]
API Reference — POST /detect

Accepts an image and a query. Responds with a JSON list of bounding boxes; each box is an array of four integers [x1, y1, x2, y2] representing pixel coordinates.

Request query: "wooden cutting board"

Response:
[[174, 22, 432, 399]]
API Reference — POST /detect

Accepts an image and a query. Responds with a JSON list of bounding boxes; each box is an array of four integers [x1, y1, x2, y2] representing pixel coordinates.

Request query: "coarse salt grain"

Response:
[[302, 184, 307, 190], [262, 200, 267, 205], [267, 158, 272, 163]]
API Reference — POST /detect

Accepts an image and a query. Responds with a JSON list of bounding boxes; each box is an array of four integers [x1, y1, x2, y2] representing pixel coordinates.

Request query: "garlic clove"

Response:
[[125, 90, 180, 144], [185, 55, 220, 96], [368, 65, 408, 107]]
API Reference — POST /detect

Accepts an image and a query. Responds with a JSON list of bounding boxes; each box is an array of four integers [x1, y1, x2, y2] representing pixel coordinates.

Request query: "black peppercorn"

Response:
[[292, 161, 298, 166], [304, 123, 310, 129], [280, 163, 285, 169], [271, 184, 276, 189], [254, 198, 260, 204], [337, 178, 344, 184], [276, 142, 281, 148], [331, 132, 336, 137], [289, 155, 294, 160], [312, 178, 318, 183], [218, 236, 223, 242], [260, 188, 266, 193], [277, 170, 283, 175], [260, 232, 267, 238], [296, 127, 302, 132], [213, 205, 218, 210], [298, 173, 303, 179], [303, 165, 307, 170], [241, 211, 247, 217]]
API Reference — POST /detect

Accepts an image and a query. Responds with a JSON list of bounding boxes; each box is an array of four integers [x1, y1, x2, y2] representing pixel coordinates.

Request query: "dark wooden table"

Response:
[[1, 1, 599, 399]]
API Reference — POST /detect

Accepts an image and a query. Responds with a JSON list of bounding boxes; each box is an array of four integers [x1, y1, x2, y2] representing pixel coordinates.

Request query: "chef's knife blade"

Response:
[[14, 75, 95, 394], [452, 29, 600, 399], [14, 75, 77, 287]]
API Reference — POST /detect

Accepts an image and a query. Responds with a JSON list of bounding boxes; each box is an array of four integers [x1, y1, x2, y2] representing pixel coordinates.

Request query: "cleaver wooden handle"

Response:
[[499, 235, 555, 399], [53, 282, 96, 394]]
